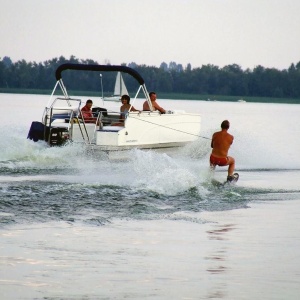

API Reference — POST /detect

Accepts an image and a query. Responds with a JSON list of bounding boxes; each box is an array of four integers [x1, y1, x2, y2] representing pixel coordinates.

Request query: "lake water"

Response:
[[1, 93, 300, 299]]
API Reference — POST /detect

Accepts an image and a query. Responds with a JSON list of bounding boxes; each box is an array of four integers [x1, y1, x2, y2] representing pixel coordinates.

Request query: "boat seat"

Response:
[[47, 106, 79, 122], [99, 126, 123, 132], [51, 113, 72, 122], [50, 121, 70, 128], [92, 107, 107, 117]]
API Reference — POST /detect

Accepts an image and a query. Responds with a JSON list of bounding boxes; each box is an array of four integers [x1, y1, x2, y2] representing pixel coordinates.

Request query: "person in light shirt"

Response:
[[111, 94, 139, 126], [120, 94, 139, 120]]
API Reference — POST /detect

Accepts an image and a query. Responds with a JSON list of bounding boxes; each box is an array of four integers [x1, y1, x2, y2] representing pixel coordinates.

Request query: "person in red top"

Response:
[[81, 99, 98, 124], [143, 92, 166, 113]]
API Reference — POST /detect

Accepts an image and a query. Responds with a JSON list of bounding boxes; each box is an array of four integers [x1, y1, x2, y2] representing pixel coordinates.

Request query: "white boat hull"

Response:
[[68, 111, 201, 151], [27, 64, 202, 157], [97, 111, 200, 148]]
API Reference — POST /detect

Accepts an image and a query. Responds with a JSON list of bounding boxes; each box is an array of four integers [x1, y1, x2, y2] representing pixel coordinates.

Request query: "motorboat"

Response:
[[103, 72, 129, 102], [27, 63, 201, 155]]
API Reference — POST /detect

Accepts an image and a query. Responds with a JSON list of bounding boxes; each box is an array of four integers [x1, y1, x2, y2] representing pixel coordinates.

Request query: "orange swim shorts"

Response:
[[210, 154, 228, 167]]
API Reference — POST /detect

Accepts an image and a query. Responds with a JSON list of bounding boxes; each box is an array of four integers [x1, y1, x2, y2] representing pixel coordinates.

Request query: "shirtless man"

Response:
[[143, 92, 166, 113], [210, 120, 236, 181]]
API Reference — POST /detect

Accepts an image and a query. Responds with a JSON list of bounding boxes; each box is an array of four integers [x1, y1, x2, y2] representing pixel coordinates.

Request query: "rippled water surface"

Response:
[[1, 94, 300, 299]]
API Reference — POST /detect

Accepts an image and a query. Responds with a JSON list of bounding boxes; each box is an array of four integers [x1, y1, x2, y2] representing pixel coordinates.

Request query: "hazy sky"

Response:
[[1, 0, 299, 70]]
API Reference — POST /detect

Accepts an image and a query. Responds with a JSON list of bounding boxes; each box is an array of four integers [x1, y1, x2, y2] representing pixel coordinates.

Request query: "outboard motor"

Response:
[[49, 127, 70, 146], [27, 121, 48, 142]]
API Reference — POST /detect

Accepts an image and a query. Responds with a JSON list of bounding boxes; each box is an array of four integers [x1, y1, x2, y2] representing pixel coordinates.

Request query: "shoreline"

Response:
[[1, 89, 299, 104]]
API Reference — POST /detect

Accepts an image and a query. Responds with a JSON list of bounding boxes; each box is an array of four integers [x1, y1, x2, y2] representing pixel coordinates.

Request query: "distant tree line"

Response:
[[1, 55, 300, 99]]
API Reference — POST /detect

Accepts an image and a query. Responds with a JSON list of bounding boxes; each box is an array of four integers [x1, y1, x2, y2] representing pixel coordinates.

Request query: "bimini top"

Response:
[[55, 63, 145, 85]]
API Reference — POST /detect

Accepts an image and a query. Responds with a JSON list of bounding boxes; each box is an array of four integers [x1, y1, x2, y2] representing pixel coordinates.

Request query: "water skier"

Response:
[[210, 120, 236, 182]]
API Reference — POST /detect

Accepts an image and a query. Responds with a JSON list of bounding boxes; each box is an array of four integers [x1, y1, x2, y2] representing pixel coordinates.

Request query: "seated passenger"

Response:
[[143, 91, 166, 113], [111, 95, 139, 126], [81, 99, 100, 124]]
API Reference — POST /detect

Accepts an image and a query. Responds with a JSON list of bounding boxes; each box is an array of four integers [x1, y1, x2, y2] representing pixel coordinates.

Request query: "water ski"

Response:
[[226, 172, 239, 184], [211, 173, 239, 188]]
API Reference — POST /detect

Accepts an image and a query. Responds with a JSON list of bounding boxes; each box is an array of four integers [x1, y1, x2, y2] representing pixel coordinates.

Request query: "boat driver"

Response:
[[80, 99, 100, 125]]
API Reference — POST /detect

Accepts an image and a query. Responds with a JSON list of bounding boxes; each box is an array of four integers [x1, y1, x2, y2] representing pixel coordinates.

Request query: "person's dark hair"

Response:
[[121, 94, 130, 104], [221, 120, 230, 129], [149, 92, 156, 97], [86, 99, 93, 104]]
